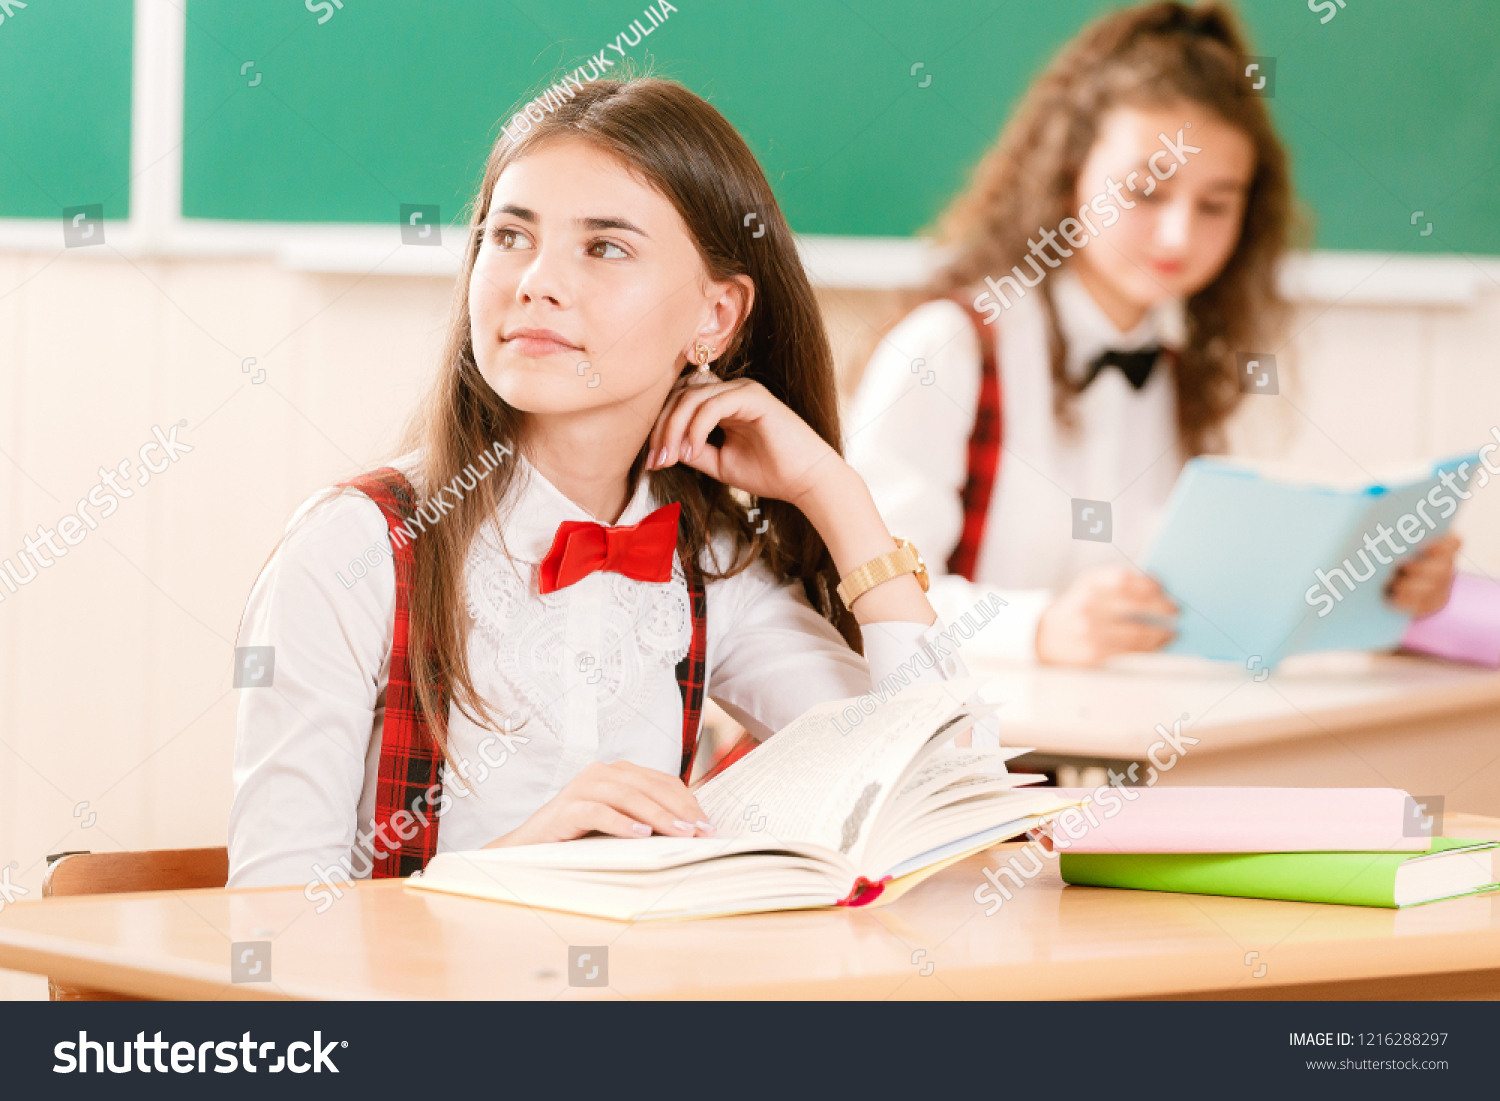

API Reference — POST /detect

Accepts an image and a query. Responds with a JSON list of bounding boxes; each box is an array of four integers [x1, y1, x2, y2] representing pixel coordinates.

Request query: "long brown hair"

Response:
[[387, 76, 858, 749], [911, 0, 1298, 455]]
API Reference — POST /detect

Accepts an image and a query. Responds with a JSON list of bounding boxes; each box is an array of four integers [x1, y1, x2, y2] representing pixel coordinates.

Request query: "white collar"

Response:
[[1052, 268, 1186, 383], [504, 452, 663, 564]]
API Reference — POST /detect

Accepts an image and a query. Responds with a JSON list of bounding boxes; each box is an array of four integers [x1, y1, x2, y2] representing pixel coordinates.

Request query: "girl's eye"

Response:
[[1198, 201, 1232, 217], [492, 227, 532, 250], [587, 239, 629, 260]]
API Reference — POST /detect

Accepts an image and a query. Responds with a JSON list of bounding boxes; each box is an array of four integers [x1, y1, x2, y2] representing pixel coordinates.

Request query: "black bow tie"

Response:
[[1080, 346, 1164, 391]]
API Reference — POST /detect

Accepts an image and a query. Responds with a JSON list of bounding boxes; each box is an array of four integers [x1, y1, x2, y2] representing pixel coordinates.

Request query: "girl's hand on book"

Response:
[[644, 377, 838, 507], [484, 761, 716, 848], [1387, 533, 1460, 618], [1036, 565, 1177, 666]]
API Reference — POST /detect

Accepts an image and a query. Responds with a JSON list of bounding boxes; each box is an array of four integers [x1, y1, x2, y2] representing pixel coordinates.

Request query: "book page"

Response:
[[696, 678, 993, 862], [894, 747, 1023, 802]]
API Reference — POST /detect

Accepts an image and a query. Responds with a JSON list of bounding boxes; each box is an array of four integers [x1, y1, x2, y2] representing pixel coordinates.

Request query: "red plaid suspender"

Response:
[[340, 468, 709, 876], [675, 554, 709, 783], [338, 469, 445, 879], [945, 297, 1004, 581]]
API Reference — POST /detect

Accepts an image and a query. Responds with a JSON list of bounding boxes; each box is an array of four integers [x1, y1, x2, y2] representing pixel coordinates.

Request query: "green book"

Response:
[[1059, 838, 1500, 908]]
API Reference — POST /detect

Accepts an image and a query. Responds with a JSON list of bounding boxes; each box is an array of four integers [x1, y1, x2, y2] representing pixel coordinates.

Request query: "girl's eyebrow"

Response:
[[490, 205, 649, 239], [494, 203, 537, 223], [579, 215, 649, 238]]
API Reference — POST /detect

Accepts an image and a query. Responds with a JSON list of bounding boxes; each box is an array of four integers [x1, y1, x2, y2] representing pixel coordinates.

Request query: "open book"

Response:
[[408, 678, 1077, 920], [1143, 454, 1476, 667]]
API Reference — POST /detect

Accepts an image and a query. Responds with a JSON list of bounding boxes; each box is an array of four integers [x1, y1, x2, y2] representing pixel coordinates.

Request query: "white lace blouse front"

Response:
[[227, 451, 997, 890]]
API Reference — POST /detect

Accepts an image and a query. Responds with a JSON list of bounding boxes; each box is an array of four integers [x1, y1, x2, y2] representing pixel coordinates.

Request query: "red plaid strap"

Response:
[[337, 468, 444, 879], [675, 554, 709, 782], [945, 297, 1004, 581], [343, 468, 708, 868]]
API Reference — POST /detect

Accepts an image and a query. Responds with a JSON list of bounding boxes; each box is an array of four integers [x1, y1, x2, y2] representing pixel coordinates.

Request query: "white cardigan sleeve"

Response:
[[845, 299, 1050, 663], [226, 491, 394, 889]]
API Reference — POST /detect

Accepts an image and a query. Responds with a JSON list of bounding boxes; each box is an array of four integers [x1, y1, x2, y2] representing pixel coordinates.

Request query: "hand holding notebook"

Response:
[[1143, 454, 1478, 667]]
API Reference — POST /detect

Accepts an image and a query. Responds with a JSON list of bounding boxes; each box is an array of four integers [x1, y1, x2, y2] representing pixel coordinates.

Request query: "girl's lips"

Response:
[[506, 335, 580, 357], [1149, 259, 1185, 277]]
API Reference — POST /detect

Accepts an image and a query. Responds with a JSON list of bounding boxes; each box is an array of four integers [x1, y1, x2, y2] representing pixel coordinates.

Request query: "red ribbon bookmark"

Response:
[[836, 876, 892, 908]]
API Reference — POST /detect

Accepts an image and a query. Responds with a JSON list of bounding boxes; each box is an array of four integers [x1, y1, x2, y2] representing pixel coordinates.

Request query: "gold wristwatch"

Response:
[[836, 537, 930, 610]]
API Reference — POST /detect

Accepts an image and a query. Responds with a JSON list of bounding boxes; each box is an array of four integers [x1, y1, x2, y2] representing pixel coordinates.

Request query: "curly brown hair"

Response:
[[911, 1, 1300, 455]]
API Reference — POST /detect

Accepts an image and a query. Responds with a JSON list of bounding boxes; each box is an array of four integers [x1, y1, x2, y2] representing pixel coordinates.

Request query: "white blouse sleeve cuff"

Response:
[[925, 577, 1053, 665], [859, 615, 1006, 751]]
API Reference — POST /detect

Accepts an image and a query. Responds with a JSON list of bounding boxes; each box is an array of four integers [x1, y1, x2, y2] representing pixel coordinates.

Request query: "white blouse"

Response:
[[845, 268, 1187, 662], [228, 451, 998, 889]]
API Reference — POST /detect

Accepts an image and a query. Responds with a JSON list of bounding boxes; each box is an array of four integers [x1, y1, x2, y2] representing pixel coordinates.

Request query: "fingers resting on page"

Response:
[[485, 761, 715, 848]]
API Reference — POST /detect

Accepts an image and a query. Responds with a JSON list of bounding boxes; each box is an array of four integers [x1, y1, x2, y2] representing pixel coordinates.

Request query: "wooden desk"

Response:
[[970, 652, 1500, 816], [3, 815, 1499, 1001]]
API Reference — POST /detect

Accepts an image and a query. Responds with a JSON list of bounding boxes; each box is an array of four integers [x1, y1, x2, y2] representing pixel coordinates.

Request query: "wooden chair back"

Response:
[[42, 847, 228, 1000]]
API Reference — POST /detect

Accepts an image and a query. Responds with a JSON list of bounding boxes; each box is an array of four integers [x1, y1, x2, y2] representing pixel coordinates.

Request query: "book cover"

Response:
[[1060, 837, 1500, 908], [1047, 787, 1431, 854], [1143, 454, 1476, 666]]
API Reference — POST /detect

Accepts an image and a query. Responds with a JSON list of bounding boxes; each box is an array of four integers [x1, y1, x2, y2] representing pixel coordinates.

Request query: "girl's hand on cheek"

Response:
[[646, 376, 839, 506], [1387, 533, 1460, 618], [485, 761, 715, 848]]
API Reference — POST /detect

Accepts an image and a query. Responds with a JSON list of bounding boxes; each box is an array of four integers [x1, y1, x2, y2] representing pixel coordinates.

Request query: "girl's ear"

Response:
[[686, 274, 755, 364]]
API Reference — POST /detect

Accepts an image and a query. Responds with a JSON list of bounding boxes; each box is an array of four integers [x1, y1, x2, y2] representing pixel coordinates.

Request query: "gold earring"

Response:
[[694, 342, 716, 373]]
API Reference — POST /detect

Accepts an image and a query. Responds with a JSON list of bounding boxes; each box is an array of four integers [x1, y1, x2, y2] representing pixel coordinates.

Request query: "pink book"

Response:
[[1400, 572, 1500, 668], [1045, 787, 1431, 853]]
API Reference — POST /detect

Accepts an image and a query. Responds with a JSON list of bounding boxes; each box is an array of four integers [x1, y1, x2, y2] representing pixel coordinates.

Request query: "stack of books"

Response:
[[1050, 787, 1500, 908]]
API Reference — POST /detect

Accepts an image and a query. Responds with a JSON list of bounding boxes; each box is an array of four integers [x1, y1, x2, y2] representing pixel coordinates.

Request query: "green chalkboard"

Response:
[[0, 0, 135, 221], [14, 1, 1499, 255]]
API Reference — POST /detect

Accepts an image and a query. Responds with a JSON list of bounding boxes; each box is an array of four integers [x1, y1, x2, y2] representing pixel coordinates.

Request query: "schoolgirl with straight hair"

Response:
[[229, 75, 992, 890]]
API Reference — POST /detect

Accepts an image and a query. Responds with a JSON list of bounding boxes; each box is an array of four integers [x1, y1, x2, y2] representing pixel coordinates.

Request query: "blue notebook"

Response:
[[1142, 454, 1477, 667]]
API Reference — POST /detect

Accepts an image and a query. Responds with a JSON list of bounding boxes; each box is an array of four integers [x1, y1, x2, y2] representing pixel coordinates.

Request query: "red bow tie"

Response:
[[538, 502, 681, 595]]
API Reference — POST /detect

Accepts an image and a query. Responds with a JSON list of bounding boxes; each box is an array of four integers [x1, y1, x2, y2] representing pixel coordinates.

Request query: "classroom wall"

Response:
[[3, 252, 1500, 999]]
